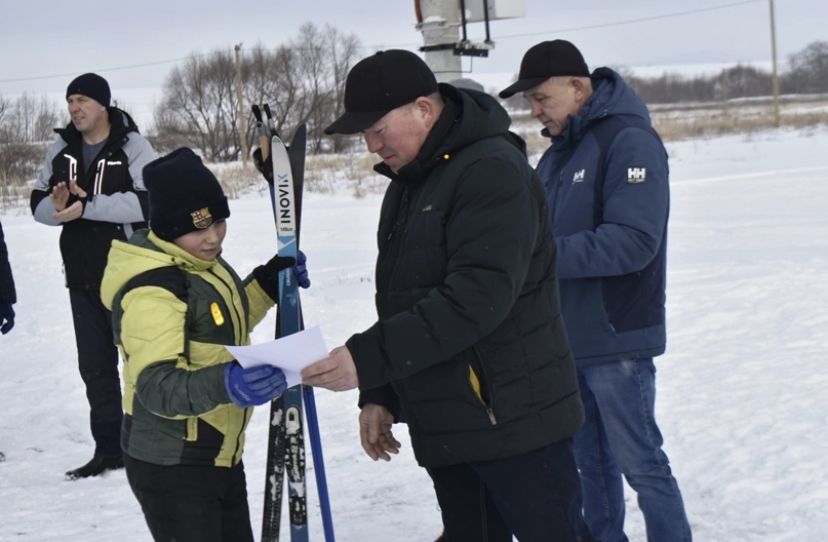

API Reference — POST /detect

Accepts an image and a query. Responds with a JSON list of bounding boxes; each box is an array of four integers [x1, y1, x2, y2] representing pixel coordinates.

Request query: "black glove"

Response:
[[252, 147, 273, 182], [253, 250, 310, 301], [0, 301, 13, 334]]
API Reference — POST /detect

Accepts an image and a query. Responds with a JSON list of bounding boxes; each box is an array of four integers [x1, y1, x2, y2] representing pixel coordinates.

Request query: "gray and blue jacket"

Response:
[[537, 68, 669, 367], [30, 108, 155, 289]]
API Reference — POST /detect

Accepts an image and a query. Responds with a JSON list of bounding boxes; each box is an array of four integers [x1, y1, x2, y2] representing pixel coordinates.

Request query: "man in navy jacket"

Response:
[[501, 40, 691, 542]]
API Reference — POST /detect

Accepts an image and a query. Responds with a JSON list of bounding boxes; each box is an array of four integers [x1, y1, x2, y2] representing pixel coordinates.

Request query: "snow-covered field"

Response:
[[1, 126, 827, 541]]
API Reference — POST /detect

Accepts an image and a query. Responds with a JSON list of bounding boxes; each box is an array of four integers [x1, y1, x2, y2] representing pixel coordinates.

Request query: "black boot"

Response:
[[65, 453, 124, 480]]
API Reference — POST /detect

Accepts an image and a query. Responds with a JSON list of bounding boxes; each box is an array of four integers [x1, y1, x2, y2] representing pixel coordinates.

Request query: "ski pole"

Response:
[[303, 385, 335, 541]]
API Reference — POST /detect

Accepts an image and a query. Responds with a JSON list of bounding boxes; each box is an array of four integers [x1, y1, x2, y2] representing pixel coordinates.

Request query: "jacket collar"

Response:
[[56, 106, 138, 146]]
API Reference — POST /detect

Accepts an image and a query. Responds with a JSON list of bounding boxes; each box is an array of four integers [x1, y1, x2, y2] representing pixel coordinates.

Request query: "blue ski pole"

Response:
[[303, 386, 335, 541]]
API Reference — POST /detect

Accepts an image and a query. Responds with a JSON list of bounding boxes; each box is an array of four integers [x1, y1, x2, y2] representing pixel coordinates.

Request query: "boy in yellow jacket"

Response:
[[101, 147, 309, 542]]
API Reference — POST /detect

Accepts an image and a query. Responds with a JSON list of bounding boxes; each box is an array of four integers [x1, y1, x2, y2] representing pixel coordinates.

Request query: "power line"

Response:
[[364, 0, 765, 49], [0, 54, 207, 84], [497, 0, 764, 40]]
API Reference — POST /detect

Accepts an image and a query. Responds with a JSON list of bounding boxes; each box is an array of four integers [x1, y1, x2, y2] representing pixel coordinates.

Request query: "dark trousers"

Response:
[[124, 455, 255, 542], [68, 288, 122, 455], [427, 439, 595, 542]]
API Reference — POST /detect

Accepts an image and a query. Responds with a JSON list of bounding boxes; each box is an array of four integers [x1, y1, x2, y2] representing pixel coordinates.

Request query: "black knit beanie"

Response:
[[143, 148, 230, 241], [65, 73, 111, 107]]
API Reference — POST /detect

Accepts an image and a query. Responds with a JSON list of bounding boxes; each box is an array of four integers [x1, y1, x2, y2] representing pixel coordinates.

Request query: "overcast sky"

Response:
[[1, 0, 825, 127]]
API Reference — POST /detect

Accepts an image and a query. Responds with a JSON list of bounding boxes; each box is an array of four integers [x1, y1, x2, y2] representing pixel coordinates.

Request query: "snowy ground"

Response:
[[1, 126, 827, 541]]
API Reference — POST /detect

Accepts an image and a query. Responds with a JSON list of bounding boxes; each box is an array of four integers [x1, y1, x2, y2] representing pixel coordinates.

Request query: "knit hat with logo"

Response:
[[143, 147, 230, 241]]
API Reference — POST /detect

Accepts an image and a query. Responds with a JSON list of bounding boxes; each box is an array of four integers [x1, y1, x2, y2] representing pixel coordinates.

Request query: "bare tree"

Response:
[[1, 93, 61, 143], [248, 43, 312, 144], [247, 24, 361, 152], [294, 23, 334, 152], [0, 94, 61, 194], [784, 40, 828, 94], [153, 23, 362, 161], [713, 65, 772, 101], [0, 95, 9, 130], [322, 26, 362, 153], [154, 50, 241, 161]]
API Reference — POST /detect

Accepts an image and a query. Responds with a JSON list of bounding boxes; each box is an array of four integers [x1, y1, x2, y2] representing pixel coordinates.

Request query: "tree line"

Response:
[[2, 36, 828, 188], [621, 41, 828, 104]]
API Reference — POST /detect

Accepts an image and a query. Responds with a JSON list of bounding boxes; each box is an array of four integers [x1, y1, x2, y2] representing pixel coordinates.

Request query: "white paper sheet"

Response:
[[225, 326, 328, 388]]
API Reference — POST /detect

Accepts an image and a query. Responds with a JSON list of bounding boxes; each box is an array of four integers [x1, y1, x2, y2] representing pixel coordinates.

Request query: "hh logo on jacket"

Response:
[[627, 167, 647, 183]]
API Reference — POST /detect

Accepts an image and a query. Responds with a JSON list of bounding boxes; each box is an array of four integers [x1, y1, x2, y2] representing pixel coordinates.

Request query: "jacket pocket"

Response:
[[467, 348, 497, 425]]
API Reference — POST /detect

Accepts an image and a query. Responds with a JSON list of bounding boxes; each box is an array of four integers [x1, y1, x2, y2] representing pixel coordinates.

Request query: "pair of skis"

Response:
[[251, 104, 335, 542]]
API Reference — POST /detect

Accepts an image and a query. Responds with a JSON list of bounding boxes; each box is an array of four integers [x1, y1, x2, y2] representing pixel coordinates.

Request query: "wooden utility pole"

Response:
[[234, 43, 248, 164], [768, 0, 781, 127]]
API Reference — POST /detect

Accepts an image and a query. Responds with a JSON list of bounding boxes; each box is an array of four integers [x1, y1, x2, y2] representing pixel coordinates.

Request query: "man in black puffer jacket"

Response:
[[304, 50, 593, 542], [30, 73, 155, 480]]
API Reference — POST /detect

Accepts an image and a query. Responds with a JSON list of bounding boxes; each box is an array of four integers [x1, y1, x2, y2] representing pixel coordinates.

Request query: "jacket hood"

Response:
[[100, 229, 218, 310], [548, 67, 651, 147], [438, 84, 513, 152], [375, 83, 518, 182]]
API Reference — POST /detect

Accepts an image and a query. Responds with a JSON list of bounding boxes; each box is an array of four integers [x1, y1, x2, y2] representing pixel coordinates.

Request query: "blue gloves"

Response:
[[253, 249, 311, 301], [224, 362, 287, 408], [293, 250, 310, 289], [0, 301, 13, 334]]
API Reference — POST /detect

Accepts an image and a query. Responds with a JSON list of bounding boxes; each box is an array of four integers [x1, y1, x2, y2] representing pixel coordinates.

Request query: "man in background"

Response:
[[0, 218, 16, 463], [500, 40, 691, 541], [30, 73, 155, 480], [0, 220, 15, 337]]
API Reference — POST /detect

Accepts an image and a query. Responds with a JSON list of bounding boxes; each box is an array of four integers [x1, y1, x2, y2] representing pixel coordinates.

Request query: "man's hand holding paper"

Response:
[[225, 326, 328, 388]]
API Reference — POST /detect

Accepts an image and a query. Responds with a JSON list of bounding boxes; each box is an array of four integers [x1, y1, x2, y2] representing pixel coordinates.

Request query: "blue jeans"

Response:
[[573, 358, 691, 542]]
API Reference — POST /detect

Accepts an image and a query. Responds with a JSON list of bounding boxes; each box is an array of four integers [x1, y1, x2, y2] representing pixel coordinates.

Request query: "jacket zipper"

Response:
[[381, 187, 411, 293], [543, 143, 578, 225], [205, 266, 250, 464]]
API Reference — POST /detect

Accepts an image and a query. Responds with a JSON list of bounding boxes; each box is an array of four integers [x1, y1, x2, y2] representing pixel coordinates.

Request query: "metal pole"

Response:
[[482, 0, 492, 43], [459, 0, 468, 42], [234, 43, 249, 163], [415, 0, 462, 82], [768, 0, 781, 127]]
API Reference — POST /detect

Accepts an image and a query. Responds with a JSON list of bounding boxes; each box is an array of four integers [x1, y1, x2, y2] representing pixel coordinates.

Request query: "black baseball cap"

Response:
[[499, 40, 590, 98], [324, 49, 438, 135]]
